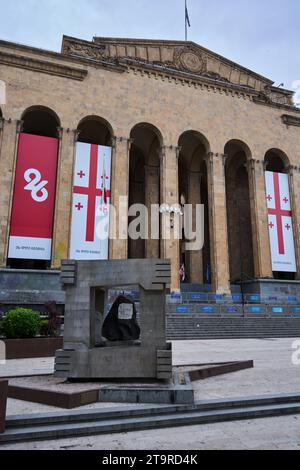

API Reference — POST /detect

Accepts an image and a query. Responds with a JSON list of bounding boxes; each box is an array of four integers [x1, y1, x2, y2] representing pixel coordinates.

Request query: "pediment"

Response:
[[62, 36, 293, 106]]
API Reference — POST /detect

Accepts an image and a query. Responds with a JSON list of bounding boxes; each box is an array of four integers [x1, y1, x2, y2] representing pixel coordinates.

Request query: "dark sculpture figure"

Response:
[[102, 295, 140, 342]]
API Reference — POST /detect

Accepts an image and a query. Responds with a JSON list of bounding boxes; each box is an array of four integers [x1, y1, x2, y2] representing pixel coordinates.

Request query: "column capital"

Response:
[[16, 119, 23, 134], [160, 145, 181, 160], [205, 152, 227, 163], [111, 136, 133, 151], [56, 126, 64, 140], [287, 164, 300, 175], [247, 158, 265, 172], [73, 129, 81, 143]]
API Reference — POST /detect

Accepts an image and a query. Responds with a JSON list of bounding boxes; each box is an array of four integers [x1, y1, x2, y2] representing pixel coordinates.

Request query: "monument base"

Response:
[[6, 361, 253, 409]]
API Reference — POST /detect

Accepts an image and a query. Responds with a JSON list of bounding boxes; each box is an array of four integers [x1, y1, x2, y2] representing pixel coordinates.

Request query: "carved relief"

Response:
[[62, 40, 108, 61], [263, 86, 292, 106], [174, 47, 207, 74]]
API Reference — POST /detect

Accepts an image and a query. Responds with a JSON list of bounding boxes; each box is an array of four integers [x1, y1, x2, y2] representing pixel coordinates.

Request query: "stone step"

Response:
[[2, 392, 300, 443], [166, 316, 300, 339]]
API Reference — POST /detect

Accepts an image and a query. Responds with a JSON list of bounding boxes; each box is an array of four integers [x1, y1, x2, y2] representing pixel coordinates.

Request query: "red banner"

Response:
[[8, 133, 59, 260]]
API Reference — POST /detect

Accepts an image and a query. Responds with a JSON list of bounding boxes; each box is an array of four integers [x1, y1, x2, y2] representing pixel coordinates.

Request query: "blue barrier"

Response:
[[176, 306, 189, 314], [225, 306, 239, 314], [291, 307, 300, 314], [247, 306, 264, 314], [232, 294, 243, 303], [271, 307, 284, 314], [200, 306, 216, 314], [247, 295, 261, 303], [191, 293, 207, 302], [213, 294, 223, 301], [171, 293, 182, 300]]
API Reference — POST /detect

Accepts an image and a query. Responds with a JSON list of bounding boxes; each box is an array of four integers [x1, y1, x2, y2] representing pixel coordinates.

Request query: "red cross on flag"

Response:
[[265, 171, 296, 272], [70, 142, 112, 260]]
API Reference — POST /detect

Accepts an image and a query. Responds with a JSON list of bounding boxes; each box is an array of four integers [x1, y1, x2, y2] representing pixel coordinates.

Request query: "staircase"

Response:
[[2, 392, 300, 443], [166, 316, 300, 340]]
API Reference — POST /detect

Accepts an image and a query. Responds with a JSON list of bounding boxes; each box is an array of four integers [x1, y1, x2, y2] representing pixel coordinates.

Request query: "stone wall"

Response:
[[0, 37, 300, 292]]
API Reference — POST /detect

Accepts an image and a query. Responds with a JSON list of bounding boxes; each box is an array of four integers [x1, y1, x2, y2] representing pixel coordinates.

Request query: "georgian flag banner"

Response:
[[265, 171, 297, 273], [70, 142, 111, 260], [8, 133, 59, 260]]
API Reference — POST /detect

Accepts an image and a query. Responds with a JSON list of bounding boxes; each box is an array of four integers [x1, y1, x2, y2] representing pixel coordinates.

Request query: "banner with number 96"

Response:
[[8, 133, 59, 260]]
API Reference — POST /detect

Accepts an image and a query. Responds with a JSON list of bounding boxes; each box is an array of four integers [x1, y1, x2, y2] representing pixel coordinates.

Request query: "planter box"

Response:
[[0, 380, 8, 433], [3, 337, 63, 360]]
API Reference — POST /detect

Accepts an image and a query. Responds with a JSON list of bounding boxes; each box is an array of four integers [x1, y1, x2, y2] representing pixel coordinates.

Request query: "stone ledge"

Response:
[[282, 114, 300, 127], [0, 50, 88, 81]]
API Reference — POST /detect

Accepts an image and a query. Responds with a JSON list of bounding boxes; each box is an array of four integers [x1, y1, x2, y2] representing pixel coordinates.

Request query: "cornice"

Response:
[[281, 114, 300, 127], [0, 50, 88, 81], [0, 38, 124, 77], [124, 61, 258, 100], [253, 95, 300, 114]]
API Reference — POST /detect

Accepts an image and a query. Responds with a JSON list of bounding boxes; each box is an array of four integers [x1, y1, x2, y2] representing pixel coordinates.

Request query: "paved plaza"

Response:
[[1, 338, 300, 449]]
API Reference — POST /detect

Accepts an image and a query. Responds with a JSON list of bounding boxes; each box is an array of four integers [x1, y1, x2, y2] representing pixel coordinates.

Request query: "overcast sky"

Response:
[[0, 0, 299, 93]]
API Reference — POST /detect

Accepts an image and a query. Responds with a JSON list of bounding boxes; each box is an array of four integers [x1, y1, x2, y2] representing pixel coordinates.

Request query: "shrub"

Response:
[[0, 311, 4, 336], [2, 308, 41, 339], [40, 319, 50, 337]]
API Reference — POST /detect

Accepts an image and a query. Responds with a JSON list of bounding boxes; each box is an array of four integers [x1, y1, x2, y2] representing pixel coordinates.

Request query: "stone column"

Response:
[[187, 170, 203, 283], [247, 158, 273, 278], [145, 164, 160, 258], [160, 145, 180, 292], [288, 165, 300, 279], [206, 152, 230, 294], [51, 128, 77, 268], [0, 117, 3, 150], [0, 119, 20, 267], [109, 136, 132, 260]]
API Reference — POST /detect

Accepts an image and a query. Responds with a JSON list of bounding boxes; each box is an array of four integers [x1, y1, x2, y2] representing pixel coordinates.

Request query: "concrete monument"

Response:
[[55, 259, 172, 380]]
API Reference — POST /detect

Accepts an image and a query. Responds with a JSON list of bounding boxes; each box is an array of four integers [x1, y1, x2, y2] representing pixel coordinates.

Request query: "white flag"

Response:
[[265, 171, 296, 272], [70, 142, 111, 260]]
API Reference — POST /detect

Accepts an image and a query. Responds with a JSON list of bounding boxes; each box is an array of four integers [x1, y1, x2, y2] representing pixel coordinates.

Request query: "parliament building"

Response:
[[1, 34, 300, 300]]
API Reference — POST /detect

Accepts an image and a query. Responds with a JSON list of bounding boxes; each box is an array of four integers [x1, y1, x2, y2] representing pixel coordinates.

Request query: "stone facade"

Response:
[[0, 35, 300, 293]]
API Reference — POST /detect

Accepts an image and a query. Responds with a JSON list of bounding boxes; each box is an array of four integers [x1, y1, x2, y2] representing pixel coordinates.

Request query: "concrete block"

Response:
[[55, 259, 172, 380]]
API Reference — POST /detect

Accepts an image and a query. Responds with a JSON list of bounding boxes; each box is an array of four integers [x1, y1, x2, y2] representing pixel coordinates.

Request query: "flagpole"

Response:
[[185, 0, 187, 41]]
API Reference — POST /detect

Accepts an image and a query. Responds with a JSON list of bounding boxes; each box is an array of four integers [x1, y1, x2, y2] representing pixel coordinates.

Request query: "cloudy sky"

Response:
[[0, 0, 299, 93]]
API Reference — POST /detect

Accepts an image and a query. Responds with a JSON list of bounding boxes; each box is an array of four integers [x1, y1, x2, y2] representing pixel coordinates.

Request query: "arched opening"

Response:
[[128, 123, 161, 259], [264, 149, 295, 280], [225, 140, 254, 285], [22, 106, 60, 138], [178, 131, 211, 286], [77, 115, 112, 146], [265, 148, 288, 173], [7, 107, 60, 270]]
